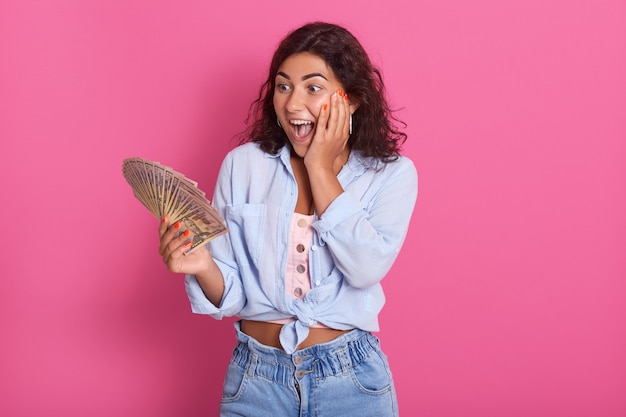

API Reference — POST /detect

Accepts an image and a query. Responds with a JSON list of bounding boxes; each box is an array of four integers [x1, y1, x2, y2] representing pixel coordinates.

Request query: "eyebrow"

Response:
[[276, 71, 328, 81]]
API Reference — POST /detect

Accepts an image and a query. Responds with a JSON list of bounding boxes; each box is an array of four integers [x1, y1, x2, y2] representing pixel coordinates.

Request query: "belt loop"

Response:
[[247, 351, 258, 378], [338, 348, 351, 376]]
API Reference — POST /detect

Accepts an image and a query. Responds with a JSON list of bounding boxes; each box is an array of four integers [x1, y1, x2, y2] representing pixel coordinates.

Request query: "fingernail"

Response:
[[323, 104, 328, 111], [183, 229, 190, 237], [161, 216, 167, 223], [174, 222, 180, 229], [338, 89, 343, 96], [344, 93, 349, 101], [184, 241, 192, 247]]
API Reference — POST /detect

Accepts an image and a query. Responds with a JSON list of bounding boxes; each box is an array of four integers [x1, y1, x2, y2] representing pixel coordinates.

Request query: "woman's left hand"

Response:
[[304, 89, 351, 172]]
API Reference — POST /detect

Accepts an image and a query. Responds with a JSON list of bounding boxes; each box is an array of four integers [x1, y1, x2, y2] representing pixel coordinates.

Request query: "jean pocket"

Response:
[[350, 348, 393, 396], [221, 360, 248, 403]]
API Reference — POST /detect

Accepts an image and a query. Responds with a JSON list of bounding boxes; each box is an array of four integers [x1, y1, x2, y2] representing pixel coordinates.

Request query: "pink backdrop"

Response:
[[1, 0, 625, 416]]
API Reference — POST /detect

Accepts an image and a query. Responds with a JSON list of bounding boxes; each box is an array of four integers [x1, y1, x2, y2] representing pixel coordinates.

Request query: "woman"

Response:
[[159, 22, 417, 417]]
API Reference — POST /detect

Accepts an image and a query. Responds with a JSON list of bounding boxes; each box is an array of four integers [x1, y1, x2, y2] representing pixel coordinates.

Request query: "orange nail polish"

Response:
[[184, 241, 192, 247], [338, 89, 343, 96], [183, 229, 190, 237], [344, 93, 349, 101], [174, 222, 180, 229], [161, 216, 166, 223], [323, 104, 328, 111]]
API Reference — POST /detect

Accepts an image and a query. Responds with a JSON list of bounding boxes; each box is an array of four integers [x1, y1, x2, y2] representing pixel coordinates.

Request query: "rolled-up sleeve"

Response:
[[184, 265, 245, 318], [313, 158, 417, 289]]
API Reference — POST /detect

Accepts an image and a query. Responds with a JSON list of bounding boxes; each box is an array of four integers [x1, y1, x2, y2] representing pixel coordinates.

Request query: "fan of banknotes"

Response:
[[122, 157, 228, 254]]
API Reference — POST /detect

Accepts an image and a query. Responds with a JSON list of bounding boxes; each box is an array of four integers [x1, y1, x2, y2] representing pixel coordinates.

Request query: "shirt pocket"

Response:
[[225, 203, 266, 266]]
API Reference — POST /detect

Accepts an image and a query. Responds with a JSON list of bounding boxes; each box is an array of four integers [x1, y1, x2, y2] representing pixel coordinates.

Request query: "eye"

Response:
[[276, 83, 291, 93], [308, 85, 322, 93]]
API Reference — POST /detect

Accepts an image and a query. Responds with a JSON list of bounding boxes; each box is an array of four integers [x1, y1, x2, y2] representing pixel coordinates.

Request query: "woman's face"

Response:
[[273, 52, 350, 157]]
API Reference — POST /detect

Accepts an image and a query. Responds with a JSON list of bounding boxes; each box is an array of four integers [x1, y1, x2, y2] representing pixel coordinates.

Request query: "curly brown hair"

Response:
[[240, 22, 407, 162]]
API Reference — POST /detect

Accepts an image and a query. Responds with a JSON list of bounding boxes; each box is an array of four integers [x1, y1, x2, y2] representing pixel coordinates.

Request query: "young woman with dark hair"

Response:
[[243, 22, 407, 161], [158, 22, 417, 417]]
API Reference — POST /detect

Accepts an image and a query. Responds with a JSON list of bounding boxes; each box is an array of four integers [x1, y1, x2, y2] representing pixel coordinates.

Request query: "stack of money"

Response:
[[122, 157, 228, 254]]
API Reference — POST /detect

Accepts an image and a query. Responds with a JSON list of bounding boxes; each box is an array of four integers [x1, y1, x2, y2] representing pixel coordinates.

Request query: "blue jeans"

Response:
[[220, 321, 399, 417]]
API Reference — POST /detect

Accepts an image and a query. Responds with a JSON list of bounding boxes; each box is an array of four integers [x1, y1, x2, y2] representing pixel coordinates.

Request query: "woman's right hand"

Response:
[[158, 217, 212, 276]]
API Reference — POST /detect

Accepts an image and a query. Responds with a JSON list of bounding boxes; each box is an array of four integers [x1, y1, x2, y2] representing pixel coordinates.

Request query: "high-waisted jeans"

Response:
[[219, 321, 399, 417]]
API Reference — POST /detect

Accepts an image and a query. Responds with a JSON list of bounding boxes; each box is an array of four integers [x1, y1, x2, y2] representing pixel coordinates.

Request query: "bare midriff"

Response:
[[240, 319, 351, 350]]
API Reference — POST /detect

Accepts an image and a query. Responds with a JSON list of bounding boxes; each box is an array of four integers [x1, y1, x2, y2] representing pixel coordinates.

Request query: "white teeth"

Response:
[[290, 120, 313, 125]]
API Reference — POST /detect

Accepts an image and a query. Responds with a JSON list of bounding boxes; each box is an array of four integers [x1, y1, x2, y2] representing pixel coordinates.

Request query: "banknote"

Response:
[[122, 157, 228, 254]]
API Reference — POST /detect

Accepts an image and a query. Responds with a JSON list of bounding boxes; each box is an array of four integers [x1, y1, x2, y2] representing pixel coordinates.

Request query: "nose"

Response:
[[285, 88, 305, 112]]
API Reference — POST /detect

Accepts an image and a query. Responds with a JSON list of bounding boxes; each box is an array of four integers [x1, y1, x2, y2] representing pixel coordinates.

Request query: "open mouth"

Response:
[[290, 120, 315, 139]]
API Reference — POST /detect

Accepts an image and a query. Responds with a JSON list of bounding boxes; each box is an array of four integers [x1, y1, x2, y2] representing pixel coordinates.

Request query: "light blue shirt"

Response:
[[185, 142, 418, 353]]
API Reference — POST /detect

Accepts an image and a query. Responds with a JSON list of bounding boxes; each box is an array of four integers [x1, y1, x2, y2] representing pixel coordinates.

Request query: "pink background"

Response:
[[1, 0, 625, 416]]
